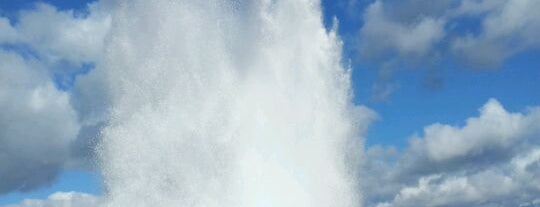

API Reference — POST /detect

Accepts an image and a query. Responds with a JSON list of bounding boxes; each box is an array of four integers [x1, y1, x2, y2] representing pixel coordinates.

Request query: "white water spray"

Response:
[[97, 0, 364, 206]]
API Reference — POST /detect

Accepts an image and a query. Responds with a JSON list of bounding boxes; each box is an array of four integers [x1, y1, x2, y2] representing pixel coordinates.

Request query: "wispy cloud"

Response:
[[354, 0, 540, 100]]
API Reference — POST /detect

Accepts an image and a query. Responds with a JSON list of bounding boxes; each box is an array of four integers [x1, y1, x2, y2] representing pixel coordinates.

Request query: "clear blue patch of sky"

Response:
[[0, 0, 96, 14], [0, 44, 40, 60], [1, 0, 96, 25], [321, 0, 370, 62], [446, 15, 485, 37], [53, 62, 95, 90], [0, 170, 102, 206], [355, 49, 540, 148], [320, 0, 540, 148], [321, 0, 367, 34]]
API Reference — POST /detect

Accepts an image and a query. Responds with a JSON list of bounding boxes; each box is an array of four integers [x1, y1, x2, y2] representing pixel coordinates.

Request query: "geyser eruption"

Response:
[[97, 0, 365, 206]]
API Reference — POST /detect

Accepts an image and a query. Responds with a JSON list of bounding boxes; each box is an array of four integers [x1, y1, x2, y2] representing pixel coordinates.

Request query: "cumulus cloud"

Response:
[[2, 191, 101, 207], [1, 2, 110, 66], [0, 2, 110, 194], [359, 0, 445, 59], [375, 152, 540, 207], [414, 99, 539, 163], [363, 99, 540, 207], [0, 51, 80, 194], [451, 0, 540, 67], [0, 18, 17, 42], [375, 172, 518, 207]]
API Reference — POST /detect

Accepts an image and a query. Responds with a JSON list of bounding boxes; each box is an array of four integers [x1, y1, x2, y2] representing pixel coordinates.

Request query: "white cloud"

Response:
[[358, 0, 540, 68], [375, 152, 540, 207], [376, 171, 519, 207], [2, 191, 101, 207], [359, 0, 445, 58], [1, 3, 111, 66], [0, 51, 81, 194], [452, 0, 540, 67], [0, 18, 17, 42], [419, 98, 540, 162], [0, 1, 111, 194], [356, 0, 540, 100], [364, 99, 540, 207]]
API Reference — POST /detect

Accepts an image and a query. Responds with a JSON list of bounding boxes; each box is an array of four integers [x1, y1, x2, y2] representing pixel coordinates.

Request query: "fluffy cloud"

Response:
[[375, 152, 540, 207], [1, 3, 110, 66], [0, 51, 80, 194], [363, 99, 540, 207], [451, 0, 540, 67], [413, 99, 539, 163], [359, 0, 445, 59], [0, 18, 17, 42], [2, 191, 101, 207], [0, 2, 110, 194]]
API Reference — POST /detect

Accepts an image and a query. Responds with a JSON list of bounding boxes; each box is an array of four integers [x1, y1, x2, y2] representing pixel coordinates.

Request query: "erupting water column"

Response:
[[97, 0, 364, 206]]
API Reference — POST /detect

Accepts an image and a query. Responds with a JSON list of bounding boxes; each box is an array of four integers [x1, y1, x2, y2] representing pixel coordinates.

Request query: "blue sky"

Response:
[[320, 0, 540, 148], [0, 171, 101, 205], [1, 0, 539, 206]]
